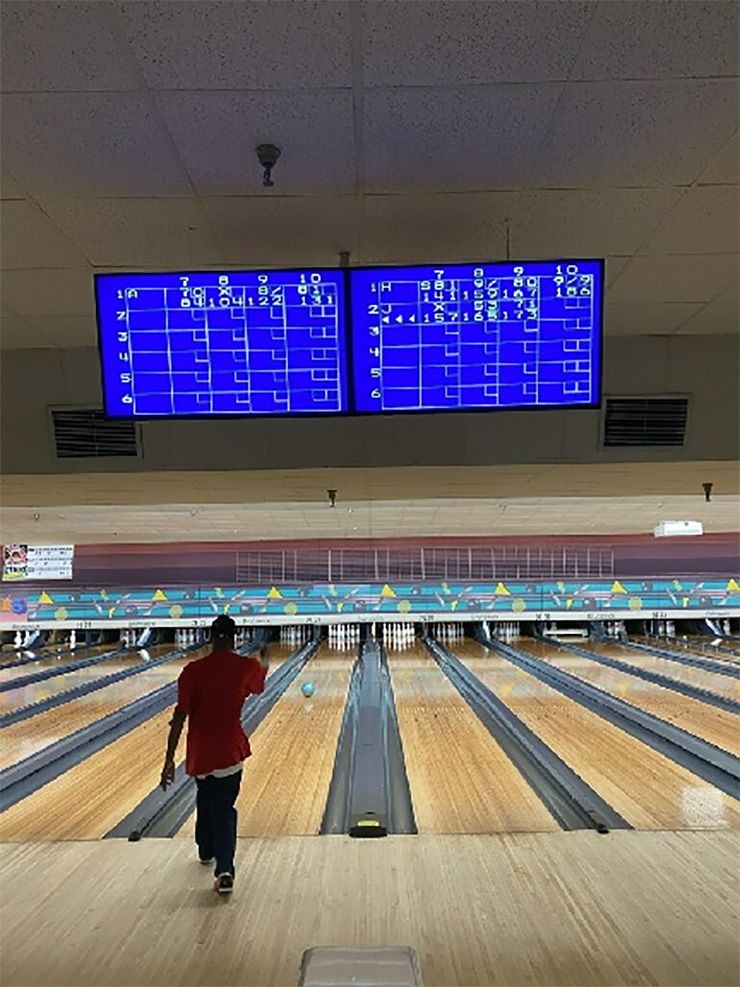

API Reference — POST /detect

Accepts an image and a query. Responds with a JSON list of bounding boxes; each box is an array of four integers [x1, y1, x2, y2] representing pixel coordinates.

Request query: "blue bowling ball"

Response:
[[301, 681, 315, 698]]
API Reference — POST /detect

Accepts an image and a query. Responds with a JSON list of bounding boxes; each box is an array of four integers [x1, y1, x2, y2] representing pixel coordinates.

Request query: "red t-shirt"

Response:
[[175, 649, 266, 776]]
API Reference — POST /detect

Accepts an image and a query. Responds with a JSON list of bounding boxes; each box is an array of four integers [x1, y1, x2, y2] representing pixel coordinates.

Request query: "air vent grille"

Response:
[[603, 397, 688, 447], [51, 409, 139, 459]]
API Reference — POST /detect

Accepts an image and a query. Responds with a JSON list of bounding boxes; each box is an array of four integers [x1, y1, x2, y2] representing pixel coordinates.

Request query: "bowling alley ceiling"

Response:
[[2, 462, 739, 543], [1, 0, 738, 350]]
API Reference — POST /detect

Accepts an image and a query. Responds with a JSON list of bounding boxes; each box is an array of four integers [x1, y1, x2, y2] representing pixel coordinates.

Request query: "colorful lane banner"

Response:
[[0, 578, 738, 626], [2, 544, 74, 582]]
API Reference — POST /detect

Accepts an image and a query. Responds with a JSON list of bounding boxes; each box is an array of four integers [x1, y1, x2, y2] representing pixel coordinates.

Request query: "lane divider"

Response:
[[0, 645, 133, 693], [480, 634, 740, 801], [428, 637, 630, 833], [536, 635, 740, 714], [0, 643, 203, 728]]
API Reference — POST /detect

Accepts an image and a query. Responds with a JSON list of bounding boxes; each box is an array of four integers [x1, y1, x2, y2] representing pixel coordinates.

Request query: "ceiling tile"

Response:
[[639, 186, 740, 256], [1, 171, 25, 199], [364, 85, 562, 192], [202, 196, 359, 266], [538, 79, 738, 187], [672, 301, 739, 335], [606, 257, 630, 285], [0, 268, 94, 318], [41, 198, 221, 267], [118, 0, 351, 90], [716, 282, 739, 302], [608, 254, 739, 303], [604, 301, 702, 336], [156, 90, 355, 195], [22, 316, 100, 348], [512, 188, 681, 259], [572, 0, 739, 80], [360, 193, 515, 264], [362, 0, 593, 86], [2, 93, 192, 197], [0, 200, 88, 269], [0, 314, 54, 349], [0, 0, 138, 92], [698, 132, 740, 185]]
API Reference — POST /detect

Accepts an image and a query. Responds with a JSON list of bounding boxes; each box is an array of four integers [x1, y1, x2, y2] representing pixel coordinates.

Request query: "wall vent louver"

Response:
[[52, 409, 139, 459], [603, 397, 688, 447]]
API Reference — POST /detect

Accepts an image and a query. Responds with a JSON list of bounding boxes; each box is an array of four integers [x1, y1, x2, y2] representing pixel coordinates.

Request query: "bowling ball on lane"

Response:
[[301, 681, 315, 698]]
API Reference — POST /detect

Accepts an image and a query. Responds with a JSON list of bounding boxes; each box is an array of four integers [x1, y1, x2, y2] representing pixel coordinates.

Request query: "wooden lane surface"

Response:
[[595, 642, 740, 698], [457, 641, 740, 831], [0, 646, 171, 715], [519, 640, 740, 757], [0, 645, 113, 684], [635, 635, 740, 665], [0, 644, 294, 842], [179, 644, 352, 838], [0, 648, 202, 771], [389, 645, 558, 835], [2, 831, 738, 987]]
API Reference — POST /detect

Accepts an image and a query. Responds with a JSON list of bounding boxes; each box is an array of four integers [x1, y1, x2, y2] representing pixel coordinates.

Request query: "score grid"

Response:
[[96, 270, 348, 417], [96, 260, 603, 418], [350, 260, 603, 413]]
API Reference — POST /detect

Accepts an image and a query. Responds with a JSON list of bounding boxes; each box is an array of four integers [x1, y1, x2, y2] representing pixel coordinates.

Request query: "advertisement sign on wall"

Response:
[[2, 545, 74, 582]]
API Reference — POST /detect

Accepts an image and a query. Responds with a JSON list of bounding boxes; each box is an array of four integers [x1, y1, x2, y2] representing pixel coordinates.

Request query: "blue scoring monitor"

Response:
[[350, 260, 603, 413], [96, 269, 348, 417]]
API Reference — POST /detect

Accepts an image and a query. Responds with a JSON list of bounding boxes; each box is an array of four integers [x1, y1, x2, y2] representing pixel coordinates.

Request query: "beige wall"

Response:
[[1, 334, 738, 474]]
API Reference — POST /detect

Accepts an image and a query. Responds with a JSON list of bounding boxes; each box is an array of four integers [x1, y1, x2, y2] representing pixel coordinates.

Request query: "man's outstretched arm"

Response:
[[160, 709, 187, 790]]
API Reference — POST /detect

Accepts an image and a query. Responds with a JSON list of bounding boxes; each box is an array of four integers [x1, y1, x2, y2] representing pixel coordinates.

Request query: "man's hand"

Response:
[[160, 757, 176, 791]]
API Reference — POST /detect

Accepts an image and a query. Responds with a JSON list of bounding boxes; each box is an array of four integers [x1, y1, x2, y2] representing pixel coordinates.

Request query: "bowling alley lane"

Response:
[[0, 647, 205, 770], [0, 643, 114, 685], [589, 641, 740, 699], [515, 640, 740, 757], [639, 635, 740, 665], [454, 641, 740, 831], [178, 642, 352, 838], [388, 644, 559, 835], [0, 645, 174, 716], [0, 644, 293, 841]]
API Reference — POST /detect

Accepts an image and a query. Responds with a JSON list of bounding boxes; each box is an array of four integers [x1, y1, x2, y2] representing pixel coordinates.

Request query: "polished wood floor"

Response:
[[390, 648, 558, 833], [1, 831, 737, 987], [458, 642, 740, 830], [518, 640, 740, 757]]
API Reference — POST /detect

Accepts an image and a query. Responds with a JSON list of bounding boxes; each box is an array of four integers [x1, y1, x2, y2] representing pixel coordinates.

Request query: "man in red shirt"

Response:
[[160, 615, 268, 894]]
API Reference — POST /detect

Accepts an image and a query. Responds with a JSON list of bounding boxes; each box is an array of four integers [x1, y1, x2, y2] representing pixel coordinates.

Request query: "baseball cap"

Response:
[[211, 614, 236, 639]]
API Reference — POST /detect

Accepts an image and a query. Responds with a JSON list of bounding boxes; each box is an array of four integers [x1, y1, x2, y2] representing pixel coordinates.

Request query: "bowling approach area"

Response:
[[1, 616, 738, 986]]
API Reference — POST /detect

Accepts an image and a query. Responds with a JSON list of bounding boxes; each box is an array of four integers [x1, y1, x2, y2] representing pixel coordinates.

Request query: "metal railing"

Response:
[[235, 545, 615, 584]]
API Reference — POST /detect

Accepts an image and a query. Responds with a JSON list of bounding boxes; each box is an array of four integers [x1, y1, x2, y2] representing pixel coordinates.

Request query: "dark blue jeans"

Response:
[[195, 771, 242, 877]]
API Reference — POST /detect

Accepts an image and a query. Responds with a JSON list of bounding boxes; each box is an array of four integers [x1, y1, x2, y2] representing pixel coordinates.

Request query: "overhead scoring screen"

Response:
[[96, 270, 348, 417], [350, 260, 603, 413]]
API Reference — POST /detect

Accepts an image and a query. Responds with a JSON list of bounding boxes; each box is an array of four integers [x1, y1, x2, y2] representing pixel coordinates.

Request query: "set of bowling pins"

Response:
[[280, 625, 311, 645], [483, 621, 520, 641], [436, 623, 464, 642], [13, 630, 31, 650], [175, 628, 202, 647], [651, 620, 675, 636], [483, 620, 521, 641], [603, 621, 626, 638], [327, 624, 360, 649], [382, 623, 415, 649]]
